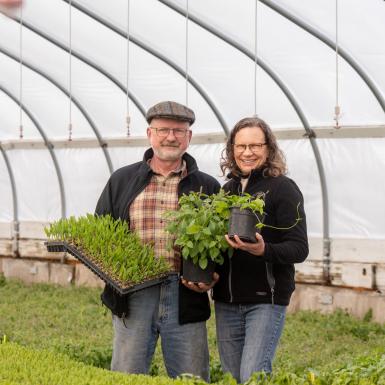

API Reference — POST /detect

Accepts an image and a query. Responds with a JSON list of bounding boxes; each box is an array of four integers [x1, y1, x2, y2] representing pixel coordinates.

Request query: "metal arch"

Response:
[[0, 45, 114, 175], [159, 0, 331, 283], [260, 0, 385, 114], [7, 14, 146, 118], [63, 0, 230, 136], [0, 143, 20, 257], [0, 84, 67, 219]]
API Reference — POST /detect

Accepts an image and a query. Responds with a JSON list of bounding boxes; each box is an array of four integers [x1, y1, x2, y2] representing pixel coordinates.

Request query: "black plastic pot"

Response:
[[45, 241, 169, 295], [182, 258, 215, 284], [228, 207, 263, 243]]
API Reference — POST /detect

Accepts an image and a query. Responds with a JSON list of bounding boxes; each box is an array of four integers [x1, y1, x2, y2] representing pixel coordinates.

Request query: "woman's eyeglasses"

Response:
[[233, 143, 266, 153]]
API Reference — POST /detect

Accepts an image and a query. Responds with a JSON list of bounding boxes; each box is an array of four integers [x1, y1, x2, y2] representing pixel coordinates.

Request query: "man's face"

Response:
[[147, 118, 192, 161]]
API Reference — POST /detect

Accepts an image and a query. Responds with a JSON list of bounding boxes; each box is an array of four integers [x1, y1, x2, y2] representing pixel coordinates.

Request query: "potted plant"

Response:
[[165, 190, 266, 283], [44, 214, 172, 295], [226, 193, 265, 243], [166, 190, 302, 283]]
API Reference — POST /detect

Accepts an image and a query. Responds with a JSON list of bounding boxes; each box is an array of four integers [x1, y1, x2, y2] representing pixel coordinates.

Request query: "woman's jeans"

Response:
[[111, 275, 209, 381], [215, 301, 286, 383]]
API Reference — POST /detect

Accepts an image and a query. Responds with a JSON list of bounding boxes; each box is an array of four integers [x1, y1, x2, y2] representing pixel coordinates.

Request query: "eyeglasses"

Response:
[[150, 127, 190, 138], [233, 143, 266, 153]]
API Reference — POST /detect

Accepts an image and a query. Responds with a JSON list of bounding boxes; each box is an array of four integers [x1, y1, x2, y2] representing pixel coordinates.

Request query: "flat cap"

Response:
[[146, 101, 195, 125]]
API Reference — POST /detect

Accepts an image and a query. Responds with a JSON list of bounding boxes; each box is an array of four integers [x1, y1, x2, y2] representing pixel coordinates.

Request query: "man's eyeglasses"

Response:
[[233, 143, 266, 153], [150, 127, 190, 138]]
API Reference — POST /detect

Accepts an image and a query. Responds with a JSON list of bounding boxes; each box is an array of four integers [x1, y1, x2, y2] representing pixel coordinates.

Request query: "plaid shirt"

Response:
[[129, 160, 187, 272]]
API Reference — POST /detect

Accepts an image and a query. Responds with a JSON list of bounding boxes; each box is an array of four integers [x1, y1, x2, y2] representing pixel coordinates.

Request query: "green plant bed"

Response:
[[2, 279, 385, 382], [45, 214, 172, 294], [1, 341, 385, 385]]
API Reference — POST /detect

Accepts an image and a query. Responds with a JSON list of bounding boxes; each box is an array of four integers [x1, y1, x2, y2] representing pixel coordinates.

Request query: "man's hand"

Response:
[[225, 233, 265, 256], [181, 272, 219, 293]]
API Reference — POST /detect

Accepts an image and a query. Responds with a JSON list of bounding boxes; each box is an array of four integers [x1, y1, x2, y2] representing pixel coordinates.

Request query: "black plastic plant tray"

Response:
[[45, 241, 169, 296]]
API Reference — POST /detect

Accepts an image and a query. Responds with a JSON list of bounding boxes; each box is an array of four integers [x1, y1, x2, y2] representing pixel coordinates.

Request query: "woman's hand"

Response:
[[225, 233, 265, 256], [181, 272, 219, 293]]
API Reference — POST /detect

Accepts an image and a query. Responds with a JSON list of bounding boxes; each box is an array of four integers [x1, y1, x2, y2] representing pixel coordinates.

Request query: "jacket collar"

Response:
[[227, 167, 265, 183]]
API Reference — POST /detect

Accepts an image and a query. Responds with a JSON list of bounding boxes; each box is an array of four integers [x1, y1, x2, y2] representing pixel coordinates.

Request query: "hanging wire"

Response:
[[126, 0, 131, 136], [185, 0, 189, 106], [68, 0, 73, 140], [19, 4, 23, 139], [334, 0, 341, 129], [254, 0, 259, 117]]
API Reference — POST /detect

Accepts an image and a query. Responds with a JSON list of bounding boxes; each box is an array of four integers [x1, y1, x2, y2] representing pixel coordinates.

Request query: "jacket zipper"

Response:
[[228, 253, 233, 302], [228, 181, 243, 302]]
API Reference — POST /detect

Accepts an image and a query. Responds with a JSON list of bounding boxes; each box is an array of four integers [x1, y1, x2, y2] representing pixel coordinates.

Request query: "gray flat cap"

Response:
[[146, 101, 195, 125]]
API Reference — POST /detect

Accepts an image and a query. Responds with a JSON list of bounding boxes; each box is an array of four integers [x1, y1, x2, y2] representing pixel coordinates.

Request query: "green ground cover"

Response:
[[1, 340, 385, 385], [1, 276, 385, 382]]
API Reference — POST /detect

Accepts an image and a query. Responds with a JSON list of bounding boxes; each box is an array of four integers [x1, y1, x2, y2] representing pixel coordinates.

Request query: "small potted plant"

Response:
[[165, 190, 266, 283], [44, 214, 172, 295], [227, 193, 265, 243]]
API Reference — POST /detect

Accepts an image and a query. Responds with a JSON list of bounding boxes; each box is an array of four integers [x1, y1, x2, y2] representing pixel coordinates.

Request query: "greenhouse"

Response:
[[1, 0, 385, 383]]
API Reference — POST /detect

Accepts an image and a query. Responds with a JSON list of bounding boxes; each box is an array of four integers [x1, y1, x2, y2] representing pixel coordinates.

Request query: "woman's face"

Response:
[[233, 126, 268, 175]]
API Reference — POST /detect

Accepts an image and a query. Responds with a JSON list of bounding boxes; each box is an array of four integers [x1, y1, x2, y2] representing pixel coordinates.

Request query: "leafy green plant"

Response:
[[44, 214, 171, 287], [165, 189, 302, 270], [165, 190, 266, 269]]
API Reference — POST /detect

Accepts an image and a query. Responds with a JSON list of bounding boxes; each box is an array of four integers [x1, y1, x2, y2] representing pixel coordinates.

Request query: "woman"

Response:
[[213, 117, 309, 383]]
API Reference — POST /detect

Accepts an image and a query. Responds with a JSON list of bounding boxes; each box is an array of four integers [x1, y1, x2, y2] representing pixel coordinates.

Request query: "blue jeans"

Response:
[[111, 275, 209, 381], [215, 301, 286, 383]]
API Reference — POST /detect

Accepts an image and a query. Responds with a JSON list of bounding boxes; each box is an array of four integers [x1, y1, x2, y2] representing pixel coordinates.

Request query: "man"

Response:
[[95, 101, 219, 381]]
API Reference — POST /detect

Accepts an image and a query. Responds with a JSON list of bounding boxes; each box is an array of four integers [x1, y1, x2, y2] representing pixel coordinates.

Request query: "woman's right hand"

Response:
[[225, 233, 265, 256]]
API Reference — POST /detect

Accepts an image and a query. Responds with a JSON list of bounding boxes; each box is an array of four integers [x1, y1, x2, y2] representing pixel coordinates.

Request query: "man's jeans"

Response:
[[215, 301, 286, 383], [111, 275, 209, 381]]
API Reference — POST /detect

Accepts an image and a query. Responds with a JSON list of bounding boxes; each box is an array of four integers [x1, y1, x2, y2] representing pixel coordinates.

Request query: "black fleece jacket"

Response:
[[95, 148, 220, 324], [213, 169, 309, 306]]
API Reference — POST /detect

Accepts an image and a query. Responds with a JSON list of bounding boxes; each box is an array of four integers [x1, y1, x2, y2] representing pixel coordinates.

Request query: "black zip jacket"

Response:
[[95, 148, 220, 324], [213, 169, 309, 306]]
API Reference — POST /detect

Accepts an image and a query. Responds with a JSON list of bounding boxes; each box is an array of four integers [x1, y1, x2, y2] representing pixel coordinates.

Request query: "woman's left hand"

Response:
[[225, 233, 265, 256]]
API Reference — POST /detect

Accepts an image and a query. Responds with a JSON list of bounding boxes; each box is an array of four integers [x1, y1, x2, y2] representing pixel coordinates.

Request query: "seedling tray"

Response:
[[45, 241, 170, 295]]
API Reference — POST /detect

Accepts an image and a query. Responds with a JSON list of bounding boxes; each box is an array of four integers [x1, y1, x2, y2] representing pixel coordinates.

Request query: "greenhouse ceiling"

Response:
[[0, 0, 385, 252]]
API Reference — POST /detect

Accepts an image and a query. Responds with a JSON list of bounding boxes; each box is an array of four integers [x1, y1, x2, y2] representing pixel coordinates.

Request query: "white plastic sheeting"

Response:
[[0, 0, 385, 241]]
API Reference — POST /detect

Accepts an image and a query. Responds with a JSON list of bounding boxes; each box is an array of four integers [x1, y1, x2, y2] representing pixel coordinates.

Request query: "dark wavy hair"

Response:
[[220, 116, 287, 177]]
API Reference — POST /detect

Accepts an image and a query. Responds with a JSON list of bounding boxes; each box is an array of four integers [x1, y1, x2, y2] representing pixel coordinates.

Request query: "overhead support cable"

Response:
[[68, 0, 73, 140], [159, 0, 331, 284], [5, 13, 146, 119], [254, 0, 259, 116], [125, 0, 131, 136], [18, 4, 23, 138], [259, 0, 385, 115], [0, 143, 19, 257], [63, 0, 229, 136], [0, 45, 114, 175], [334, 0, 341, 129], [185, 0, 189, 106], [0, 84, 66, 219]]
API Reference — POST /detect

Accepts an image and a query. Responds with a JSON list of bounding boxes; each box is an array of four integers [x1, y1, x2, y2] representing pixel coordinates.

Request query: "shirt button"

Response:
[[160, 220, 163, 224]]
